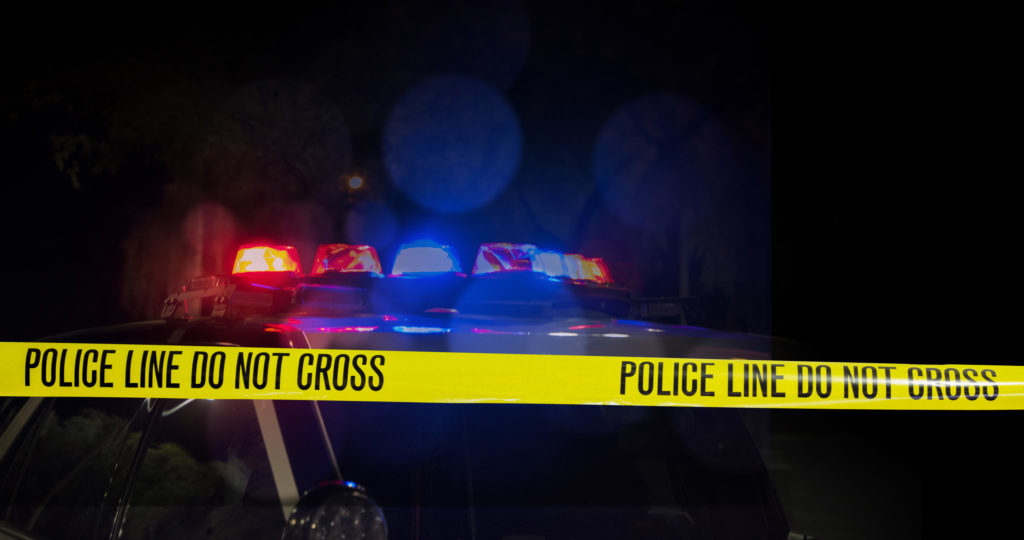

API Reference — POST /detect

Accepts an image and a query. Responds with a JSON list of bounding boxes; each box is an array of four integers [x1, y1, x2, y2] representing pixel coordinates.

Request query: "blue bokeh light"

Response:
[[382, 74, 522, 213], [393, 326, 451, 334], [593, 93, 733, 231]]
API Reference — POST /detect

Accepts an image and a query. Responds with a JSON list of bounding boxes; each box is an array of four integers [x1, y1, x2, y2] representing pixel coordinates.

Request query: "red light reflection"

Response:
[[264, 323, 299, 333]]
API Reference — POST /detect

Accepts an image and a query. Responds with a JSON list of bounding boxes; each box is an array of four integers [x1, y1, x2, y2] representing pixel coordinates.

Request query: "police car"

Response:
[[0, 241, 796, 539]]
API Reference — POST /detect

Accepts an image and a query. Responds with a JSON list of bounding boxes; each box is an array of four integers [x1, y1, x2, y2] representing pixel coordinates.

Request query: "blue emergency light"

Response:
[[390, 240, 463, 276]]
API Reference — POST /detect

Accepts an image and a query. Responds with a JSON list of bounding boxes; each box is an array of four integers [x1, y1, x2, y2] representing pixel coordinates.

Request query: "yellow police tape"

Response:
[[1, 341, 1021, 409]]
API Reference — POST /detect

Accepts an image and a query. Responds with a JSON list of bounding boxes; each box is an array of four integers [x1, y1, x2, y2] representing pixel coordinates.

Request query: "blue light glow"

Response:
[[382, 75, 523, 214], [344, 481, 357, 489], [391, 240, 462, 275], [393, 326, 451, 334], [248, 283, 282, 290], [593, 93, 730, 231]]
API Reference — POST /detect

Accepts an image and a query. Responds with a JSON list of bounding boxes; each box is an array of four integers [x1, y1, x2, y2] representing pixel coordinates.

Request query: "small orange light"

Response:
[[564, 254, 613, 284], [232, 244, 303, 274], [264, 323, 299, 333], [311, 244, 382, 275], [584, 257, 613, 284]]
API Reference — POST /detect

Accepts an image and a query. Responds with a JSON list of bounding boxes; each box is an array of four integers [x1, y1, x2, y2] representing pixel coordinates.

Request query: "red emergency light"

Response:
[[564, 254, 613, 284], [232, 244, 303, 274], [470, 243, 613, 285], [471, 243, 539, 275], [312, 244, 383, 275], [585, 257, 613, 284]]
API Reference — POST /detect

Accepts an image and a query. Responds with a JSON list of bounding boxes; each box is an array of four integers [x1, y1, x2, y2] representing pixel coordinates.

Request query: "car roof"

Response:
[[41, 312, 806, 361]]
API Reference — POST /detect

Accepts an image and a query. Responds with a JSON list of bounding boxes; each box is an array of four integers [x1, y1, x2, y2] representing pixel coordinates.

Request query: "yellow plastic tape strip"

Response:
[[1, 341, 1021, 409]]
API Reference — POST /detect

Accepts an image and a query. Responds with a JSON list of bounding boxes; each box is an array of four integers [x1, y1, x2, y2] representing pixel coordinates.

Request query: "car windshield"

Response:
[[291, 401, 783, 539]]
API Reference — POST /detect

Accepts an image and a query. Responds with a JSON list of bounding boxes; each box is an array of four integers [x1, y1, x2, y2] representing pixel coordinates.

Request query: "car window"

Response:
[[0, 398, 153, 540], [120, 399, 286, 540]]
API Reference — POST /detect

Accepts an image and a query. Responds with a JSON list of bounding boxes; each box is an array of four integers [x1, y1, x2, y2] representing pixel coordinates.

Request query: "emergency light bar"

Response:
[[312, 244, 383, 276], [232, 244, 302, 274], [165, 240, 637, 321]]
